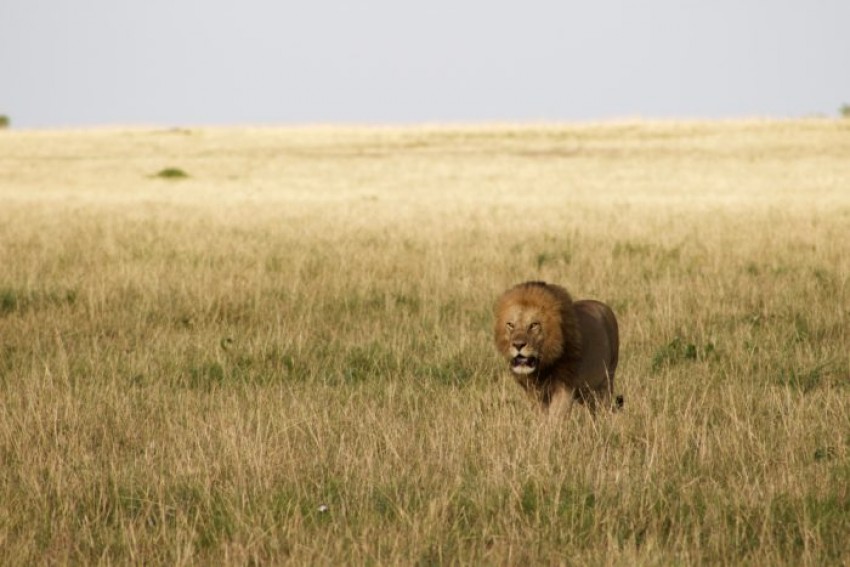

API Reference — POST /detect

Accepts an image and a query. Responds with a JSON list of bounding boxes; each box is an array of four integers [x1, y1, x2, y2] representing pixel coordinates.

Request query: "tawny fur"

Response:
[[494, 281, 620, 415]]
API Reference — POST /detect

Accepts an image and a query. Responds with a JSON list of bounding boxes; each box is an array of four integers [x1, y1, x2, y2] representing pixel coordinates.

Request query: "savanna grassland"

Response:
[[1, 120, 849, 565]]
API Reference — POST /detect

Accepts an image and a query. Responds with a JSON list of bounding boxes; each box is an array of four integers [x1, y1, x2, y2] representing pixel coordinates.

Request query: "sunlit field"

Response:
[[1, 120, 848, 565]]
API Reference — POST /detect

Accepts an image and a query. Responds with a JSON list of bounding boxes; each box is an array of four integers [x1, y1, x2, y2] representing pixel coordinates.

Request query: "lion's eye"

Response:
[[529, 322, 541, 331], [506, 322, 515, 331]]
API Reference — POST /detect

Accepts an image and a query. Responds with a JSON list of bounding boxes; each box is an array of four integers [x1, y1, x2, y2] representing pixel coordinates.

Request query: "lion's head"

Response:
[[493, 281, 581, 377]]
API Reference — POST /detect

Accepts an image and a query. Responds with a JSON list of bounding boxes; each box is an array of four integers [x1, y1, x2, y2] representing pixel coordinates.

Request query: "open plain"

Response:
[[1, 120, 849, 565]]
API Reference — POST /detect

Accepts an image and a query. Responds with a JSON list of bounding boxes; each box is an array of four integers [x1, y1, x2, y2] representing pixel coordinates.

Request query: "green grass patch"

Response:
[[153, 167, 189, 179], [0, 286, 78, 316], [651, 336, 717, 372], [775, 361, 840, 393]]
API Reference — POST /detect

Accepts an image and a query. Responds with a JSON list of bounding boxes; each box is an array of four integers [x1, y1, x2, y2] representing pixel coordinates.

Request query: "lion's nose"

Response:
[[512, 340, 526, 351]]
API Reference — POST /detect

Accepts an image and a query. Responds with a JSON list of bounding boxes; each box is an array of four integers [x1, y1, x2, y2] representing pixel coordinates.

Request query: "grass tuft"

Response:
[[651, 336, 717, 372], [153, 167, 189, 179], [0, 286, 78, 316]]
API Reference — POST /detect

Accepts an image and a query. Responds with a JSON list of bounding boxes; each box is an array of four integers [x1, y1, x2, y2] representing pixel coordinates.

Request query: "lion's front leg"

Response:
[[546, 384, 575, 419]]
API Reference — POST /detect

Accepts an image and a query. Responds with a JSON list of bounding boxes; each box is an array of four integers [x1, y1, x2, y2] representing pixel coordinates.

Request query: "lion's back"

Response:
[[572, 299, 619, 392]]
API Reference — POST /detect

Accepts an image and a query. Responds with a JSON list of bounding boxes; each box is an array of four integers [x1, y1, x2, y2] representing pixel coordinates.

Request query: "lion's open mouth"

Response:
[[511, 355, 539, 374]]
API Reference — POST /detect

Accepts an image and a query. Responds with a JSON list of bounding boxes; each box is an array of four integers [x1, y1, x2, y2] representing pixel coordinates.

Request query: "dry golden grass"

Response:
[[1, 120, 849, 565]]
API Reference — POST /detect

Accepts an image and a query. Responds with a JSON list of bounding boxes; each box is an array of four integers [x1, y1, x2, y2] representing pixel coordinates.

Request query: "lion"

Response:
[[494, 281, 621, 415]]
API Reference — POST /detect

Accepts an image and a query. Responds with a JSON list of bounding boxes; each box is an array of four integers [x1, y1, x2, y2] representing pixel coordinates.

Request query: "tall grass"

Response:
[[0, 121, 848, 564]]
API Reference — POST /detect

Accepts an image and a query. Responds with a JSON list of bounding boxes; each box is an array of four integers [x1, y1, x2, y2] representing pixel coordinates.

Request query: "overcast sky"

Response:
[[2, 1, 849, 128]]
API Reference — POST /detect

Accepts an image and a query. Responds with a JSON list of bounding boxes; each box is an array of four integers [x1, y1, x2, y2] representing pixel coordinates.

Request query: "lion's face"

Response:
[[502, 311, 545, 375], [494, 284, 567, 376]]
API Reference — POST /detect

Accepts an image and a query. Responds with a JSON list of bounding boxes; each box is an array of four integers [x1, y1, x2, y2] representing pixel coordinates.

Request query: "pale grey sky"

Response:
[[2, 1, 849, 128]]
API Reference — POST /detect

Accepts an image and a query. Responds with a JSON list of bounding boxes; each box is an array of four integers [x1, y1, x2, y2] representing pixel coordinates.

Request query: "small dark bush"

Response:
[[154, 167, 189, 179]]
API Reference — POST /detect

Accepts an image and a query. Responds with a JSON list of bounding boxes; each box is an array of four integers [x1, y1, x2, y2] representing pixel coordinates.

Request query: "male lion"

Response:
[[494, 281, 620, 415]]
